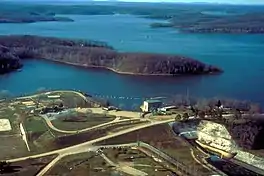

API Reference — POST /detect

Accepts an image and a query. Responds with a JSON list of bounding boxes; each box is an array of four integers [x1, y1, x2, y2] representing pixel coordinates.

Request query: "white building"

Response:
[[141, 99, 162, 112]]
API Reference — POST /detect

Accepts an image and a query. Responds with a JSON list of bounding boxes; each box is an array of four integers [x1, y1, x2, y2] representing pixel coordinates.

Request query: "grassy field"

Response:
[[0, 101, 21, 134], [96, 124, 213, 175], [51, 112, 116, 131], [25, 91, 100, 110], [0, 91, 108, 160], [24, 116, 47, 132], [23, 115, 57, 153], [15, 119, 146, 154], [0, 136, 30, 160], [103, 147, 173, 175], [0, 101, 32, 159], [48, 152, 128, 176], [28, 91, 87, 108], [47, 120, 147, 150]]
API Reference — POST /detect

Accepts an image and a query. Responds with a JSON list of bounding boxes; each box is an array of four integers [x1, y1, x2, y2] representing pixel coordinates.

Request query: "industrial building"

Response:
[[141, 99, 162, 112]]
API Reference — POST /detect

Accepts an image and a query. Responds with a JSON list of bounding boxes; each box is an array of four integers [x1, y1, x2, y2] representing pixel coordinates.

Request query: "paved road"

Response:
[[36, 155, 64, 176], [101, 153, 116, 166]]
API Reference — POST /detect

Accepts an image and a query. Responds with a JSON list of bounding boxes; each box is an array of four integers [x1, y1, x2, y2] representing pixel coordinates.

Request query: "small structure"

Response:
[[21, 101, 35, 106], [159, 106, 177, 112], [40, 105, 64, 114], [47, 95, 60, 99], [141, 99, 162, 112], [0, 119, 11, 132]]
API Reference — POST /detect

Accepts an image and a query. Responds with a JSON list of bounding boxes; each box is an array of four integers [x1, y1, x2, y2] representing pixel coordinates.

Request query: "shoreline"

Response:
[[40, 58, 221, 77]]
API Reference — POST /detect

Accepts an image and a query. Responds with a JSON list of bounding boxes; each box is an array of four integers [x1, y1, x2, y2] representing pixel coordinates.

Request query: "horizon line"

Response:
[[2, 0, 264, 6]]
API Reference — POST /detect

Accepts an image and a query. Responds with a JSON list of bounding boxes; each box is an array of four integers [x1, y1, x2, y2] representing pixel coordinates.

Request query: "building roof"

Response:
[[144, 99, 162, 103], [162, 106, 177, 109]]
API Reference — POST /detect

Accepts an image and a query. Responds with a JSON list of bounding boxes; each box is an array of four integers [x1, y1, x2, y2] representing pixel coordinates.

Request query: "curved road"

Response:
[[41, 115, 134, 134]]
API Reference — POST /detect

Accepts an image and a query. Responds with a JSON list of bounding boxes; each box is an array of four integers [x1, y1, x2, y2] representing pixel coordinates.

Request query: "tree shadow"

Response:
[[0, 165, 22, 174]]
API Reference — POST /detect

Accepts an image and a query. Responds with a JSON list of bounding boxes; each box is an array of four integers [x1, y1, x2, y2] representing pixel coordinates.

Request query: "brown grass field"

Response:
[[96, 124, 213, 175], [102, 147, 174, 175], [47, 152, 129, 176], [1, 154, 57, 175]]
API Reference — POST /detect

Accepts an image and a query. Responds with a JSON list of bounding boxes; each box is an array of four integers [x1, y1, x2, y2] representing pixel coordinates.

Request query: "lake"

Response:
[[0, 14, 264, 109]]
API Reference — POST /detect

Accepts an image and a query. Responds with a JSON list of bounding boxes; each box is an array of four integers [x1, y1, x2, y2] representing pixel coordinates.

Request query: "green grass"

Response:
[[60, 92, 86, 108], [24, 116, 48, 132], [0, 136, 29, 160], [30, 131, 56, 153], [29, 91, 86, 108], [162, 148, 212, 175], [24, 116, 58, 153], [0, 103, 22, 134], [162, 148, 193, 164], [51, 113, 115, 131]]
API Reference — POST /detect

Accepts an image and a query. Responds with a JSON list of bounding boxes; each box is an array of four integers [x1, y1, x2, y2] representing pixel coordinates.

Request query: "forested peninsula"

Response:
[[0, 12, 73, 23], [0, 35, 222, 76]]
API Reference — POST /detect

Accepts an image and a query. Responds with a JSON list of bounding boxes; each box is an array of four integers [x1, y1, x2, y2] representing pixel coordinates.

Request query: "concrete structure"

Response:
[[141, 99, 162, 112], [0, 119, 12, 131], [20, 123, 30, 152], [174, 120, 264, 172], [158, 106, 177, 112], [47, 95, 61, 98]]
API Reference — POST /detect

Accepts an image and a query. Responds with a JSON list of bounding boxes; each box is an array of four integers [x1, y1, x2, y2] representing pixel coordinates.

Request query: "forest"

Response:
[[0, 35, 221, 75], [0, 45, 22, 74]]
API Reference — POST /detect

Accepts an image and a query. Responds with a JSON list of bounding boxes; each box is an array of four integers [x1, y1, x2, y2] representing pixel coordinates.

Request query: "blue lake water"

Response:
[[0, 14, 264, 108]]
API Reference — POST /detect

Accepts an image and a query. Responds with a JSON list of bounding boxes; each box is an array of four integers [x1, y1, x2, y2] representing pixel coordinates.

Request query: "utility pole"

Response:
[[186, 87, 190, 106], [137, 131, 140, 146], [88, 163, 91, 176]]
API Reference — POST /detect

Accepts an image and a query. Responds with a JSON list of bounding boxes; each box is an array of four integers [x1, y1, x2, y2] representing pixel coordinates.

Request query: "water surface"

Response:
[[0, 14, 264, 108]]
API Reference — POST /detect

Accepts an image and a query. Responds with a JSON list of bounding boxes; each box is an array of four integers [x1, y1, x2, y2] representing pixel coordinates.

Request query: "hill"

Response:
[[0, 35, 222, 76]]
